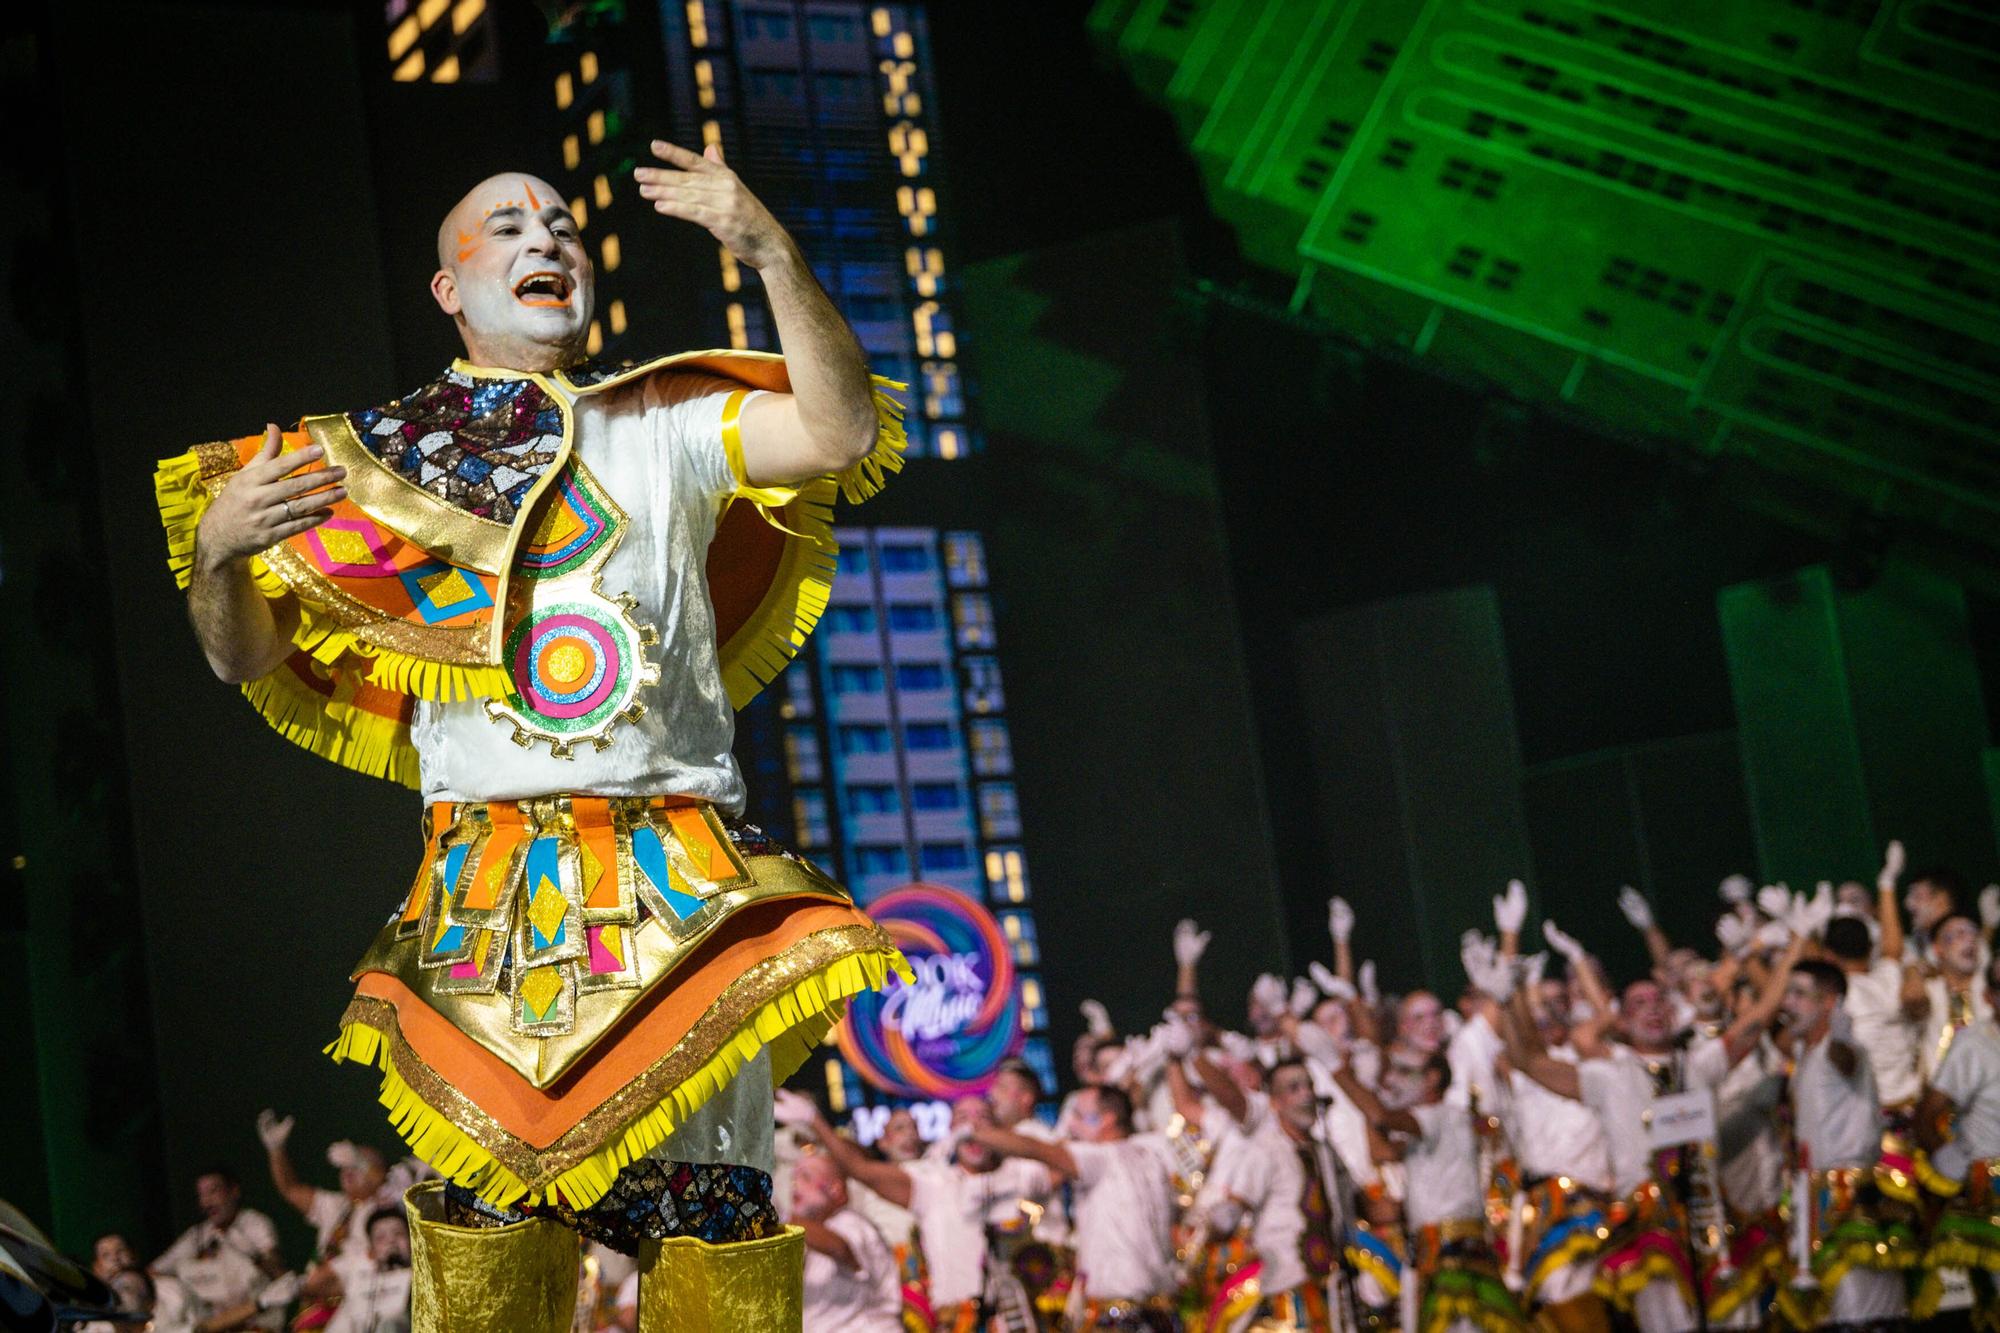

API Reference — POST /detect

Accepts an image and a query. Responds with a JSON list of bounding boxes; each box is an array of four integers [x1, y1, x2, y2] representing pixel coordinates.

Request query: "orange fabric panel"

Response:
[[352, 897, 874, 1149], [461, 807, 529, 912]]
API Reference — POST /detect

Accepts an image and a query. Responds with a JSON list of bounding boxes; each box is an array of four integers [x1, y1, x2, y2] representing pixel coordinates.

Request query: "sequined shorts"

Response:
[[444, 1158, 780, 1254]]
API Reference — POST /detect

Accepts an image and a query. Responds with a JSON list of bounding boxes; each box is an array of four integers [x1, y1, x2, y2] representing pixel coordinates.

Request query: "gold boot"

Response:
[[404, 1181, 580, 1333], [635, 1225, 805, 1332]]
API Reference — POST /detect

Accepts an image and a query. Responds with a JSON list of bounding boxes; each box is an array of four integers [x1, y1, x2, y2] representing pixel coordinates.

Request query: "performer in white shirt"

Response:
[[779, 1090, 1050, 1330], [1913, 949, 2000, 1317], [1774, 960, 1916, 1329], [790, 1152, 901, 1333], [149, 1169, 294, 1332], [324, 1208, 413, 1333], [969, 1084, 1180, 1328]]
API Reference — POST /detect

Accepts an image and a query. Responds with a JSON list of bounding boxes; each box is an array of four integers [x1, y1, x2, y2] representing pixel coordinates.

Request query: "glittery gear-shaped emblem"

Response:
[[483, 579, 661, 759], [483, 455, 658, 758]]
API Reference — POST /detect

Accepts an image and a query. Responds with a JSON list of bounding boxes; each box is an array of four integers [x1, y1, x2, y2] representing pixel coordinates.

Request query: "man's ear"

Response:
[[430, 268, 461, 316]]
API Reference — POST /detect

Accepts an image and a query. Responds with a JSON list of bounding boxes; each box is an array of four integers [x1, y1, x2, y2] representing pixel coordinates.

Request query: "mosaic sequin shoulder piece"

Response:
[[349, 369, 564, 525]]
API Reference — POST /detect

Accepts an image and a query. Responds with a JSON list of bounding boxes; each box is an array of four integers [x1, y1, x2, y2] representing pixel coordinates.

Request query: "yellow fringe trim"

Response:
[[240, 654, 422, 789], [1594, 1250, 1693, 1309], [835, 380, 908, 504], [326, 945, 909, 1211], [153, 450, 512, 704]]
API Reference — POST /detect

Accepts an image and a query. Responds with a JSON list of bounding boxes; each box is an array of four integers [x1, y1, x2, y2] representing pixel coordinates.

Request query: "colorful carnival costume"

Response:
[[154, 351, 912, 1330]]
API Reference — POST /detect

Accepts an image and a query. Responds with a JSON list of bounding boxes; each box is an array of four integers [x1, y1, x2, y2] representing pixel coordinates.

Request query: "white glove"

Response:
[[1542, 920, 1586, 963], [1719, 874, 1753, 905], [1289, 976, 1319, 1017], [1125, 1029, 1172, 1085], [1754, 919, 1792, 951], [1328, 896, 1355, 943], [1289, 1018, 1347, 1072], [1715, 913, 1753, 956], [1080, 998, 1114, 1039], [1617, 886, 1655, 931], [1521, 951, 1548, 990], [256, 1110, 294, 1153], [1159, 1010, 1196, 1058], [1878, 840, 1905, 894], [1308, 960, 1356, 1001], [1757, 884, 1792, 921], [257, 1272, 302, 1311], [773, 1089, 819, 1129], [1173, 919, 1211, 969], [1216, 1030, 1257, 1062], [1461, 931, 1516, 1001], [326, 1140, 360, 1172], [1981, 885, 2000, 931], [1358, 960, 1379, 1007], [1493, 880, 1529, 935], [1250, 972, 1287, 1013], [1809, 881, 1834, 933]]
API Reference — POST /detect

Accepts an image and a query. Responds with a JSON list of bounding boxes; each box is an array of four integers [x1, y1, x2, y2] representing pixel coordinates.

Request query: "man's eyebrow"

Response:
[[480, 204, 577, 227]]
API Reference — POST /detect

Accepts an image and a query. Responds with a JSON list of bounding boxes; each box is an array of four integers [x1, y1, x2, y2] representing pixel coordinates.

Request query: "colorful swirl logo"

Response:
[[835, 883, 1023, 1098]]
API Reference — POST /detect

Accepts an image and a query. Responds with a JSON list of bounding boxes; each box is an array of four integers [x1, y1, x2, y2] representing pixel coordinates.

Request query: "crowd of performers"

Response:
[[75, 841, 2000, 1332], [776, 842, 2000, 1332]]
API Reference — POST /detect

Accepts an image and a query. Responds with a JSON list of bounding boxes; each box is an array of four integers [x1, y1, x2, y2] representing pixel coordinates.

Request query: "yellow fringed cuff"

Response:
[[326, 945, 906, 1211]]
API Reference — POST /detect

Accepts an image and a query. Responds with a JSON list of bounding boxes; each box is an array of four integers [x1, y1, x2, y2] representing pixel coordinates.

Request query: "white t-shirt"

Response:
[[904, 1158, 1051, 1307], [1793, 1027, 1883, 1171], [413, 371, 763, 814], [1067, 1135, 1180, 1301], [1931, 1018, 2000, 1181], [1403, 1102, 1481, 1230], [1688, 1034, 1786, 1216], [323, 1262, 411, 1333], [1578, 1053, 1662, 1198], [1508, 1059, 1613, 1195], [152, 1209, 282, 1329], [303, 1183, 408, 1271], [802, 1208, 901, 1333], [846, 1178, 916, 1252], [1444, 1013, 1504, 1110], [1221, 1120, 1339, 1298], [1918, 976, 1996, 1083], [1842, 959, 1920, 1107]]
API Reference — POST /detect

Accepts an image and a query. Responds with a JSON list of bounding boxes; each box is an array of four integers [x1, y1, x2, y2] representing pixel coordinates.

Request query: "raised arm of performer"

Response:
[[1542, 919, 1615, 1055], [1173, 918, 1211, 1008], [1711, 933, 1806, 1067], [968, 1123, 1078, 1180], [1617, 885, 1673, 974], [635, 140, 876, 482], [1878, 840, 1907, 961], [1328, 896, 1357, 981], [255, 1109, 317, 1218], [1493, 881, 1528, 960], [776, 1090, 915, 1209]]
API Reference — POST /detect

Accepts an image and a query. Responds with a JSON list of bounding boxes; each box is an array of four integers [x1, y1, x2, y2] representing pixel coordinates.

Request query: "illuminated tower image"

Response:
[[532, 0, 1056, 1107]]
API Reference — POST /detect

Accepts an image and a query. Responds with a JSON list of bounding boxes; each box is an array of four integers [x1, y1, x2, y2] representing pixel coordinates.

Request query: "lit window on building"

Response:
[[836, 545, 870, 577], [827, 604, 877, 633], [878, 543, 932, 574], [903, 721, 953, 751], [887, 603, 941, 632], [920, 843, 972, 873], [952, 593, 995, 649], [830, 664, 885, 694], [978, 782, 1021, 840], [922, 361, 963, 418], [739, 6, 794, 41], [943, 532, 987, 587], [961, 656, 1004, 713], [895, 663, 948, 691], [792, 789, 830, 847], [911, 782, 962, 811], [1000, 910, 1040, 966], [838, 724, 893, 755], [783, 666, 815, 719], [385, 0, 497, 84], [784, 725, 821, 783], [1021, 976, 1047, 1031], [854, 844, 908, 876], [1023, 1041, 1058, 1094], [969, 719, 1012, 776], [984, 846, 1030, 903], [845, 783, 900, 814], [808, 12, 859, 43]]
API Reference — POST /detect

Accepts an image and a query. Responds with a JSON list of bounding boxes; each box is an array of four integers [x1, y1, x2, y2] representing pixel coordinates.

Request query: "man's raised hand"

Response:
[[197, 426, 344, 567], [635, 140, 794, 271]]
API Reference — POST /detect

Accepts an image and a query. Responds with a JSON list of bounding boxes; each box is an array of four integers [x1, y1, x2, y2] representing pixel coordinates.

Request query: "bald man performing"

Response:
[[152, 143, 911, 1331]]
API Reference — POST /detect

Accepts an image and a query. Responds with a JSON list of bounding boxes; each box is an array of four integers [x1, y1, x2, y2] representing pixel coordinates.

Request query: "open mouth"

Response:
[[512, 271, 573, 306]]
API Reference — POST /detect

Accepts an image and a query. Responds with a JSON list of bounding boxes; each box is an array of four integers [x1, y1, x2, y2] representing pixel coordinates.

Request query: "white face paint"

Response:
[[435, 175, 595, 372]]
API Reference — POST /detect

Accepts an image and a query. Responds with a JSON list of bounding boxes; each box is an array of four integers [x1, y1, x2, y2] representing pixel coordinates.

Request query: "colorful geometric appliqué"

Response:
[[516, 469, 619, 581], [306, 517, 399, 577], [484, 591, 660, 758], [629, 824, 708, 921], [396, 560, 496, 625], [349, 369, 565, 525]]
